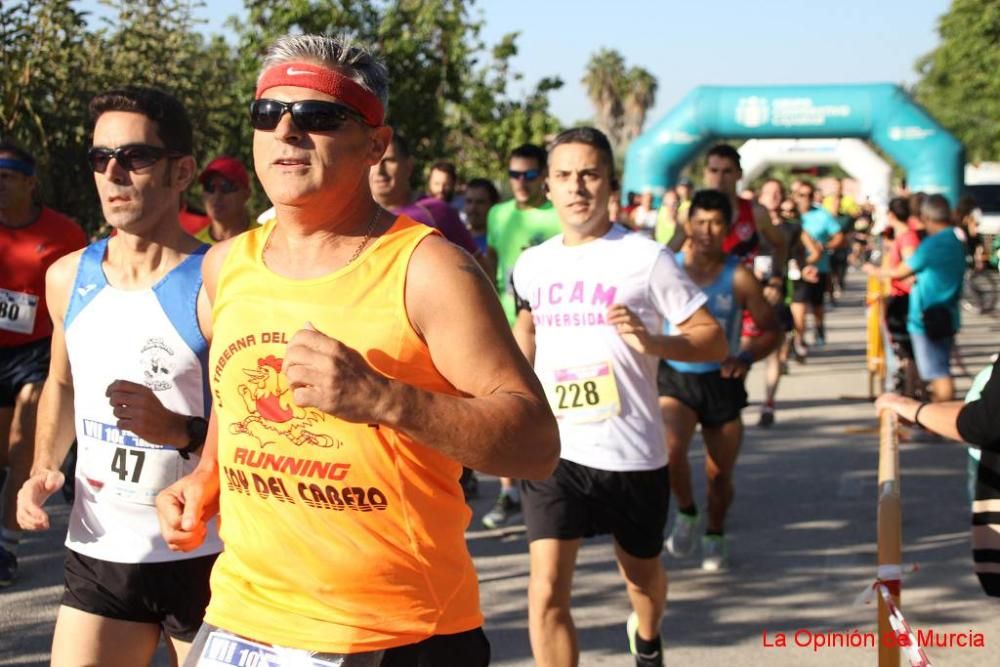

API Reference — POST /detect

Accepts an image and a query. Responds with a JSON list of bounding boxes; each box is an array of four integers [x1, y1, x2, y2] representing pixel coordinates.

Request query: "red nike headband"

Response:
[[255, 61, 384, 127]]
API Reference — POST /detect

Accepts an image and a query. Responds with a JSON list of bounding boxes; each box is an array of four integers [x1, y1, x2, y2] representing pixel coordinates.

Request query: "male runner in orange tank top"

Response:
[[156, 34, 559, 666]]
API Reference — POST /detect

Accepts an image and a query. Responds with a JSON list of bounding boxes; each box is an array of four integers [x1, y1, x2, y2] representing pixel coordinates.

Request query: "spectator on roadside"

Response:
[[866, 194, 965, 402], [955, 195, 983, 265], [881, 197, 921, 397], [907, 192, 927, 236], [875, 353, 1000, 597]]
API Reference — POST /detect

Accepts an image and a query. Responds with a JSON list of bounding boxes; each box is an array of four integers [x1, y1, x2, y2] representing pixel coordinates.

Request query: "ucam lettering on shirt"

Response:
[[530, 280, 618, 329]]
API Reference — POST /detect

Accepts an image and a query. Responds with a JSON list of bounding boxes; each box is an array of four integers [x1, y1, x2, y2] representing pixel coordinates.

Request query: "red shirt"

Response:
[[180, 207, 210, 235], [1, 207, 88, 346], [888, 228, 921, 297], [722, 198, 759, 264]]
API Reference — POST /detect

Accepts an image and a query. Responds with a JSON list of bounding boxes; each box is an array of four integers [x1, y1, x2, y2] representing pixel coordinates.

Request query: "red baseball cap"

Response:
[[199, 155, 249, 190]]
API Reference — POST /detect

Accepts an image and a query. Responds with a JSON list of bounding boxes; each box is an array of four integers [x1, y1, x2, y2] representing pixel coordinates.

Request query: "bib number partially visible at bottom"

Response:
[[544, 361, 621, 424], [0, 288, 38, 335], [197, 630, 383, 667]]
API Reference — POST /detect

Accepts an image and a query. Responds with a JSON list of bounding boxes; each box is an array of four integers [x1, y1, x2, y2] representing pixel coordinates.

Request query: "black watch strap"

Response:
[[178, 416, 208, 460]]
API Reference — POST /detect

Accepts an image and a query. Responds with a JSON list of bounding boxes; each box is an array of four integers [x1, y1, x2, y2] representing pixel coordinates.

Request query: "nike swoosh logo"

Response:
[[286, 67, 315, 76], [637, 650, 661, 660], [77, 284, 96, 297]]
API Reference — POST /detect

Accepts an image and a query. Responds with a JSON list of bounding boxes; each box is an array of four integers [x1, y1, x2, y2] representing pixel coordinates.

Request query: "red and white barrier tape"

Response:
[[876, 583, 933, 667], [854, 563, 931, 667]]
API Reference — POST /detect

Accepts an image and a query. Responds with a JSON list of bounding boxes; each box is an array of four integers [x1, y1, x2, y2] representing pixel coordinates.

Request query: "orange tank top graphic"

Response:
[[205, 216, 482, 653]]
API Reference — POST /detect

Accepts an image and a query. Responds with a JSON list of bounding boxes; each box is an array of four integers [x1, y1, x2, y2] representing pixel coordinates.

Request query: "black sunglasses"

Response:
[[203, 179, 240, 194], [249, 99, 362, 132], [509, 168, 541, 181], [87, 144, 181, 173]]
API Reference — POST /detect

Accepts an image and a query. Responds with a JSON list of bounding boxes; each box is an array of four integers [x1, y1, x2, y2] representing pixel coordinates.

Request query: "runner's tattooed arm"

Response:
[[283, 235, 559, 480]]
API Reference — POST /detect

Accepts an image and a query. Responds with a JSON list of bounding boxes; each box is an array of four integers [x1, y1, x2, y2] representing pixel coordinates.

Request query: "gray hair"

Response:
[[260, 34, 389, 115], [921, 193, 952, 224]]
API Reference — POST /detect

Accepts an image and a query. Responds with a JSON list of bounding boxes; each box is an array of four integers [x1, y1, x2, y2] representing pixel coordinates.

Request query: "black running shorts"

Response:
[[0, 337, 50, 407], [791, 274, 828, 306], [521, 459, 669, 559], [656, 362, 748, 428], [62, 549, 218, 641]]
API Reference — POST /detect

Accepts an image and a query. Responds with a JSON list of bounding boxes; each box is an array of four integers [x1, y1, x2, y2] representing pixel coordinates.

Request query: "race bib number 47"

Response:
[[79, 420, 182, 506], [544, 361, 621, 424], [0, 288, 38, 335]]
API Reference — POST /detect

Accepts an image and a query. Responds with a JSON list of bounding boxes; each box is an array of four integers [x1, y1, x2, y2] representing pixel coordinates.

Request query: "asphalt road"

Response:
[[2, 275, 998, 666]]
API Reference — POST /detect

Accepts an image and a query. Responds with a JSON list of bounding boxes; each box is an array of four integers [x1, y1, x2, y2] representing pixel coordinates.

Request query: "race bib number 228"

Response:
[[545, 361, 621, 424]]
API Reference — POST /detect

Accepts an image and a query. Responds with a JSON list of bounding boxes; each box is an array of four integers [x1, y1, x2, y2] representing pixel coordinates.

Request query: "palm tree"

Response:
[[621, 67, 657, 146], [582, 48, 626, 148]]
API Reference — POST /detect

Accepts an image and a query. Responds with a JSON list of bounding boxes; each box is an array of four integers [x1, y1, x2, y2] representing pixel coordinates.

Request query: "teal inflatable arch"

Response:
[[623, 83, 964, 205]]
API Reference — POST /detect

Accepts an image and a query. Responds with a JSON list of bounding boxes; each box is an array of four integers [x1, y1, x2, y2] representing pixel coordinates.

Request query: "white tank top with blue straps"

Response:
[[666, 253, 743, 374], [63, 238, 222, 563]]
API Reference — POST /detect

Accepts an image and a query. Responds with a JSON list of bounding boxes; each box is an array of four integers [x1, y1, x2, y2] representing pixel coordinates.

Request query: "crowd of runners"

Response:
[[1, 32, 997, 667]]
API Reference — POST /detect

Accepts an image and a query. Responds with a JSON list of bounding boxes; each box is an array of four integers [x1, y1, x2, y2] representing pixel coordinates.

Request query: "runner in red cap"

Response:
[[196, 156, 257, 244]]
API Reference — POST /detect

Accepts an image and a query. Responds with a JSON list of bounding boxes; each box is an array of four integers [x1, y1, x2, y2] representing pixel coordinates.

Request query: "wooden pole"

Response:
[[877, 410, 901, 666]]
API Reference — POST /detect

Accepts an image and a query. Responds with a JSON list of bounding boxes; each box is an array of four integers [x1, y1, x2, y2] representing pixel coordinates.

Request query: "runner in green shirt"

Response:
[[482, 144, 562, 530], [486, 144, 562, 327]]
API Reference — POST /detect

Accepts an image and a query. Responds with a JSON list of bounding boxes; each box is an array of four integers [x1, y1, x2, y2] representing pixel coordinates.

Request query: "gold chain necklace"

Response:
[[264, 205, 383, 265]]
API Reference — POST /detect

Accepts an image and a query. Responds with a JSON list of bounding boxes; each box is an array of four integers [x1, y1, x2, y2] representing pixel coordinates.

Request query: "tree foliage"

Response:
[[582, 48, 656, 156], [0, 0, 562, 234], [914, 0, 1000, 163]]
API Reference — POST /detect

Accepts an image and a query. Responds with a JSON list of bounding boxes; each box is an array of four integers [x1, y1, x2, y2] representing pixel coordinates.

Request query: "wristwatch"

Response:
[[178, 416, 208, 460]]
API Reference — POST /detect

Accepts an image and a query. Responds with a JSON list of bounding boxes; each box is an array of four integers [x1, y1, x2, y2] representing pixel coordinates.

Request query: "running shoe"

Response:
[[792, 338, 808, 363], [814, 326, 826, 348], [626, 612, 664, 667], [701, 534, 728, 571], [481, 492, 521, 529], [0, 545, 17, 587], [758, 405, 775, 428], [665, 510, 699, 557]]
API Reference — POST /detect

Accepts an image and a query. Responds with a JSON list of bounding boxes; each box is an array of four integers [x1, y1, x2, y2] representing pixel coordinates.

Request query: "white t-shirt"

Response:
[[512, 224, 706, 471]]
